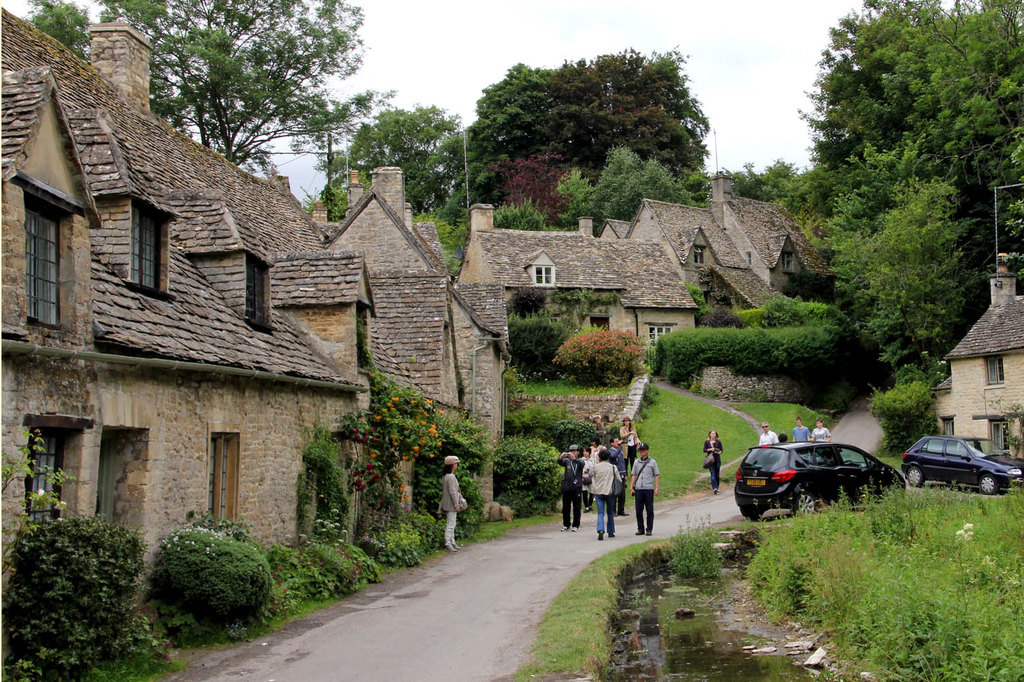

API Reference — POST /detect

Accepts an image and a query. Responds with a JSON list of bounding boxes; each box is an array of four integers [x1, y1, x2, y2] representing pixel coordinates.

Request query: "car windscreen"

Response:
[[966, 439, 1005, 457], [742, 448, 791, 471]]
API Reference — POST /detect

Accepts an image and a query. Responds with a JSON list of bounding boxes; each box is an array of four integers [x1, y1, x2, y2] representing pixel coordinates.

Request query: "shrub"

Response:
[[871, 381, 936, 455], [735, 307, 765, 328], [297, 426, 349, 540], [554, 329, 644, 387], [510, 287, 547, 316], [4, 516, 146, 678], [152, 525, 271, 622], [493, 437, 561, 517], [783, 270, 835, 302], [505, 401, 571, 439], [699, 308, 744, 328], [685, 283, 710, 322], [508, 314, 571, 380], [264, 541, 379, 615], [670, 525, 722, 578], [494, 200, 546, 230], [549, 419, 597, 452], [762, 295, 839, 328]]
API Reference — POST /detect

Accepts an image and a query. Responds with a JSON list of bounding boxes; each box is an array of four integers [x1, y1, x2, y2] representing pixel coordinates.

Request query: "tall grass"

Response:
[[748, 488, 1024, 681]]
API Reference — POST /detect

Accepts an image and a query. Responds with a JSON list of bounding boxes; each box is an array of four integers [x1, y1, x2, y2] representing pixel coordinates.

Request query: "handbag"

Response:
[[612, 471, 624, 496], [703, 453, 715, 469], [457, 495, 468, 512]]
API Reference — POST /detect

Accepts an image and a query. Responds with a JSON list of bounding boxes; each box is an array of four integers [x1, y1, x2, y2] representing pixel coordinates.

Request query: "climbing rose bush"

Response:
[[554, 329, 644, 387]]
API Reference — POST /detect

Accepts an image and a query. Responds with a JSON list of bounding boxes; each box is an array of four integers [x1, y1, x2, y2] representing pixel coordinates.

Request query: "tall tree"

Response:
[[27, 0, 91, 59], [349, 106, 463, 214], [99, 0, 380, 170], [545, 49, 709, 177], [589, 147, 696, 223], [490, 153, 567, 224]]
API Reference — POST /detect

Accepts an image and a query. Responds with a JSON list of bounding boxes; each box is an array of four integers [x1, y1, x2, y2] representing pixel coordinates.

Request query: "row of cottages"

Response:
[[458, 205, 699, 344], [933, 256, 1024, 451], [0, 11, 505, 556]]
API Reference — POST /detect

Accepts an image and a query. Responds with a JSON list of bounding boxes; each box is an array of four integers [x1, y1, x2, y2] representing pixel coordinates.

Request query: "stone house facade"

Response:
[[458, 204, 697, 346], [2, 13, 375, 553], [933, 256, 1024, 452]]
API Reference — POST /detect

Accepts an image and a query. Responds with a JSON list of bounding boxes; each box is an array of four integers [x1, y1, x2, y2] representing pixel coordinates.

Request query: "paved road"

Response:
[[166, 493, 741, 682]]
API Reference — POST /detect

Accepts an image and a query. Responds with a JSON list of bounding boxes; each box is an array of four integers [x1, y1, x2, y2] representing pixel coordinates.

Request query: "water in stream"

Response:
[[608, 568, 814, 681]]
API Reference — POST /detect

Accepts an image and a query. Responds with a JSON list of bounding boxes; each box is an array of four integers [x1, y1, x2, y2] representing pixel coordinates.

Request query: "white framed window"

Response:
[[209, 433, 240, 520], [648, 324, 673, 344], [781, 251, 795, 272], [693, 246, 705, 265], [990, 420, 1007, 450], [986, 356, 1004, 385], [533, 265, 554, 286], [941, 417, 954, 435]]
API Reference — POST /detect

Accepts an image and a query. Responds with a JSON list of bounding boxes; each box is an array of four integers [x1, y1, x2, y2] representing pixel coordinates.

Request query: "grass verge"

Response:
[[515, 540, 670, 681]]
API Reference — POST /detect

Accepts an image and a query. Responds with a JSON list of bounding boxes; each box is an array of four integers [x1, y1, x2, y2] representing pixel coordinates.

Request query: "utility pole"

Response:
[[326, 132, 334, 187]]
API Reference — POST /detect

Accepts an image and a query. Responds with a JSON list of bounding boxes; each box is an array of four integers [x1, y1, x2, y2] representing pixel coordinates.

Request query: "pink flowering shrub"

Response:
[[554, 329, 644, 386]]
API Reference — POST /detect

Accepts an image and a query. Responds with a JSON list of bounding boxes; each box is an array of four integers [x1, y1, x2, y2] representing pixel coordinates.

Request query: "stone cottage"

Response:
[[2, 13, 373, 551], [933, 255, 1024, 450], [457, 204, 698, 345]]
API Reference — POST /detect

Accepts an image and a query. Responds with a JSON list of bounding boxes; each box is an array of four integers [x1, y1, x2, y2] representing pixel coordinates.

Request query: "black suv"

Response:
[[734, 442, 905, 521], [902, 436, 1023, 495]]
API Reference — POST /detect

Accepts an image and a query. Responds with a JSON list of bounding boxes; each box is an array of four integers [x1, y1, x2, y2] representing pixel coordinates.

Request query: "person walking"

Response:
[[590, 448, 621, 541], [792, 416, 811, 442], [703, 430, 723, 494], [810, 418, 833, 442], [438, 455, 465, 551], [759, 422, 779, 445], [619, 416, 639, 472], [630, 443, 660, 536], [609, 437, 628, 516], [581, 446, 596, 513], [558, 445, 584, 532]]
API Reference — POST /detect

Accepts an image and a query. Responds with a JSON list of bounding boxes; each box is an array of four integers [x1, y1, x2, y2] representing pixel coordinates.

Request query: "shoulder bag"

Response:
[[702, 453, 715, 468], [612, 470, 624, 497]]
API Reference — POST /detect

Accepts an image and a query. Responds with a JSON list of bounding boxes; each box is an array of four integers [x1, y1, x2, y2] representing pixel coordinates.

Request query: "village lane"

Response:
[[166, 493, 741, 682]]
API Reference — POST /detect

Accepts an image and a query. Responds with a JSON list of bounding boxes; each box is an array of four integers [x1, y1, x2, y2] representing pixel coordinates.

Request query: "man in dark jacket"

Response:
[[558, 444, 584, 532], [609, 438, 628, 516]]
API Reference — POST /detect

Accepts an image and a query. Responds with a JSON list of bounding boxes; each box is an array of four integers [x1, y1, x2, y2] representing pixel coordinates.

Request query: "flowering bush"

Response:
[[554, 329, 644, 387]]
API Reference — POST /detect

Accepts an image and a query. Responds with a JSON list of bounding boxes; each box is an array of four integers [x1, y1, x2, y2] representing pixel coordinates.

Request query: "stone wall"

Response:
[[329, 200, 425, 273], [699, 366, 812, 403], [509, 393, 626, 423], [933, 351, 1024, 441], [191, 252, 247, 320]]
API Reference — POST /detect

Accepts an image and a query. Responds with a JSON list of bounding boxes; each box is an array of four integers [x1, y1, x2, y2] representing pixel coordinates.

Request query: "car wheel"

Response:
[[739, 505, 762, 522], [792, 491, 816, 515], [978, 473, 999, 495], [905, 465, 925, 488]]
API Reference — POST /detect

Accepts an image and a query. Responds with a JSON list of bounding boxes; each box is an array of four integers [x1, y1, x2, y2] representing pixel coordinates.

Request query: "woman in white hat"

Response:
[[438, 455, 465, 551]]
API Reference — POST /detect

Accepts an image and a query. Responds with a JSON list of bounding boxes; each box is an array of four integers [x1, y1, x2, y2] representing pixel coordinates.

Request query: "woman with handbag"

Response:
[[590, 448, 622, 541], [703, 430, 723, 494], [438, 455, 466, 551]]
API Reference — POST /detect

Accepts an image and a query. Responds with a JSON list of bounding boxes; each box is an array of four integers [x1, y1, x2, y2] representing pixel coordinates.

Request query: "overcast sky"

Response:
[[5, 0, 865, 201]]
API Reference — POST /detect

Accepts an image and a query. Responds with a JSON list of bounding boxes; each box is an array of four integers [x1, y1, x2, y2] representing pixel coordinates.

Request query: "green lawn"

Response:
[[735, 402, 832, 443], [514, 379, 630, 396], [639, 390, 755, 496]]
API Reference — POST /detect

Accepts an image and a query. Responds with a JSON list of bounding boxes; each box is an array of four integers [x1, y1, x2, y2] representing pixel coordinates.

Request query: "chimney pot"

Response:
[[312, 201, 328, 222], [991, 254, 1017, 306], [470, 204, 494, 233], [89, 23, 152, 112], [349, 169, 360, 185], [578, 216, 594, 237]]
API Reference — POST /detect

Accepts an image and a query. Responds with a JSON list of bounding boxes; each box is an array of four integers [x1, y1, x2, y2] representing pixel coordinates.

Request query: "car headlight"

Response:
[[1007, 468, 1022, 477]]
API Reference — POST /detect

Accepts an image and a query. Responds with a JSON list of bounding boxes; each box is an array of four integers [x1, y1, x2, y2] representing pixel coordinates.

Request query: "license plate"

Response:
[[746, 479, 766, 486]]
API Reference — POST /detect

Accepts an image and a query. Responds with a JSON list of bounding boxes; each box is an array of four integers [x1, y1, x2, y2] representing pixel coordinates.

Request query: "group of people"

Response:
[[557, 416, 660, 541], [758, 416, 832, 446]]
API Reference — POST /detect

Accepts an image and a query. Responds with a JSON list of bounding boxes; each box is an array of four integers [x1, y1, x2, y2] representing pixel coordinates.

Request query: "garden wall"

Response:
[[699, 366, 813, 403], [508, 375, 650, 423]]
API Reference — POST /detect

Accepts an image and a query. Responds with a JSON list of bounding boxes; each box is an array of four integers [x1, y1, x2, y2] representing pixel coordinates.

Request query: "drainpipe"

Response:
[[2, 340, 365, 393], [633, 309, 640, 337]]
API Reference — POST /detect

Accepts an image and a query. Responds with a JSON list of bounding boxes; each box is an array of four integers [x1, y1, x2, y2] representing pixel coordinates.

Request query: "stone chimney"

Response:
[[991, 253, 1017, 306], [312, 201, 328, 222], [370, 167, 405, 216], [578, 216, 594, 237], [405, 203, 414, 228], [273, 175, 290, 193], [347, 169, 363, 208], [711, 173, 733, 203], [89, 23, 152, 112], [470, 204, 494, 233]]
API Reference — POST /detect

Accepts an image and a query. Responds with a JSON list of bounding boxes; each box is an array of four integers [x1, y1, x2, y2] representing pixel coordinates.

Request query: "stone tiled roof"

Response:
[[2, 66, 52, 181], [90, 251, 351, 383], [412, 221, 445, 265], [453, 282, 508, 343], [469, 230, 695, 309], [272, 250, 367, 307], [726, 198, 829, 273], [708, 265, 775, 307], [641, 199, 747, 269], [946, 297, 1024, 359], [2, 12, 324, 259], [933, 376, 952, 392], [368, 272, 450, 399], [600, 219, 630, 239]]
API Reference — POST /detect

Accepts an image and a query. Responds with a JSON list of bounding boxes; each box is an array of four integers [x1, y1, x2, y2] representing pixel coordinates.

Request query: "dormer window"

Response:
[[534, 264, 555, 286], [781, 251, 795, 272], [246, 254, 270, 327], [693, 246, 705, 265], [25, 204, 60, 325], [131, 204, 162, 290]]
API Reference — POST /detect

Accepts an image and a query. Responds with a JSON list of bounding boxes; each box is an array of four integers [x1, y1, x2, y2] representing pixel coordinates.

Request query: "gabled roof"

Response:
[[726, 198, 829, 273], [368, 271, 451, 401], [412, 221, 445, 265], [2, 66, 58, 180], [453, 282, 509, 344], [599, 219, 630, 239], [705, 265, 775, 307], [639, 199, 746, 269], [945, 297, 1024, 359], [468, 229, 696, 309], [272, 250, 370, 308]]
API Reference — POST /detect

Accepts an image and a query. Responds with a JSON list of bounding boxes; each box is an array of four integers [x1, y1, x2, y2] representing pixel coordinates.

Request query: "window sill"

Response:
[[125, 281, 175, 301], [246, 319, 274, 333]]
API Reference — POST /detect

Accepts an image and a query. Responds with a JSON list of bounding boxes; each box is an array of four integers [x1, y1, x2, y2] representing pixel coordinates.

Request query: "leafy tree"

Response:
[[490, 153, 567, 224], [493, 200, 547, 231], [99, 0, 380, 170], [349, 106, 463, 213], [555, 168, 594, 229], [545, 49, 709, 177], [589, 147, 692, 223], [727, 160, 801, 205], [27, 0, 91, 59]]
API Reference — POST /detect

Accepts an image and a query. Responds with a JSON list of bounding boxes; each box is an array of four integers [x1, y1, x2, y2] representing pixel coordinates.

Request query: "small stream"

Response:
[[607, 567, 814, 681]]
